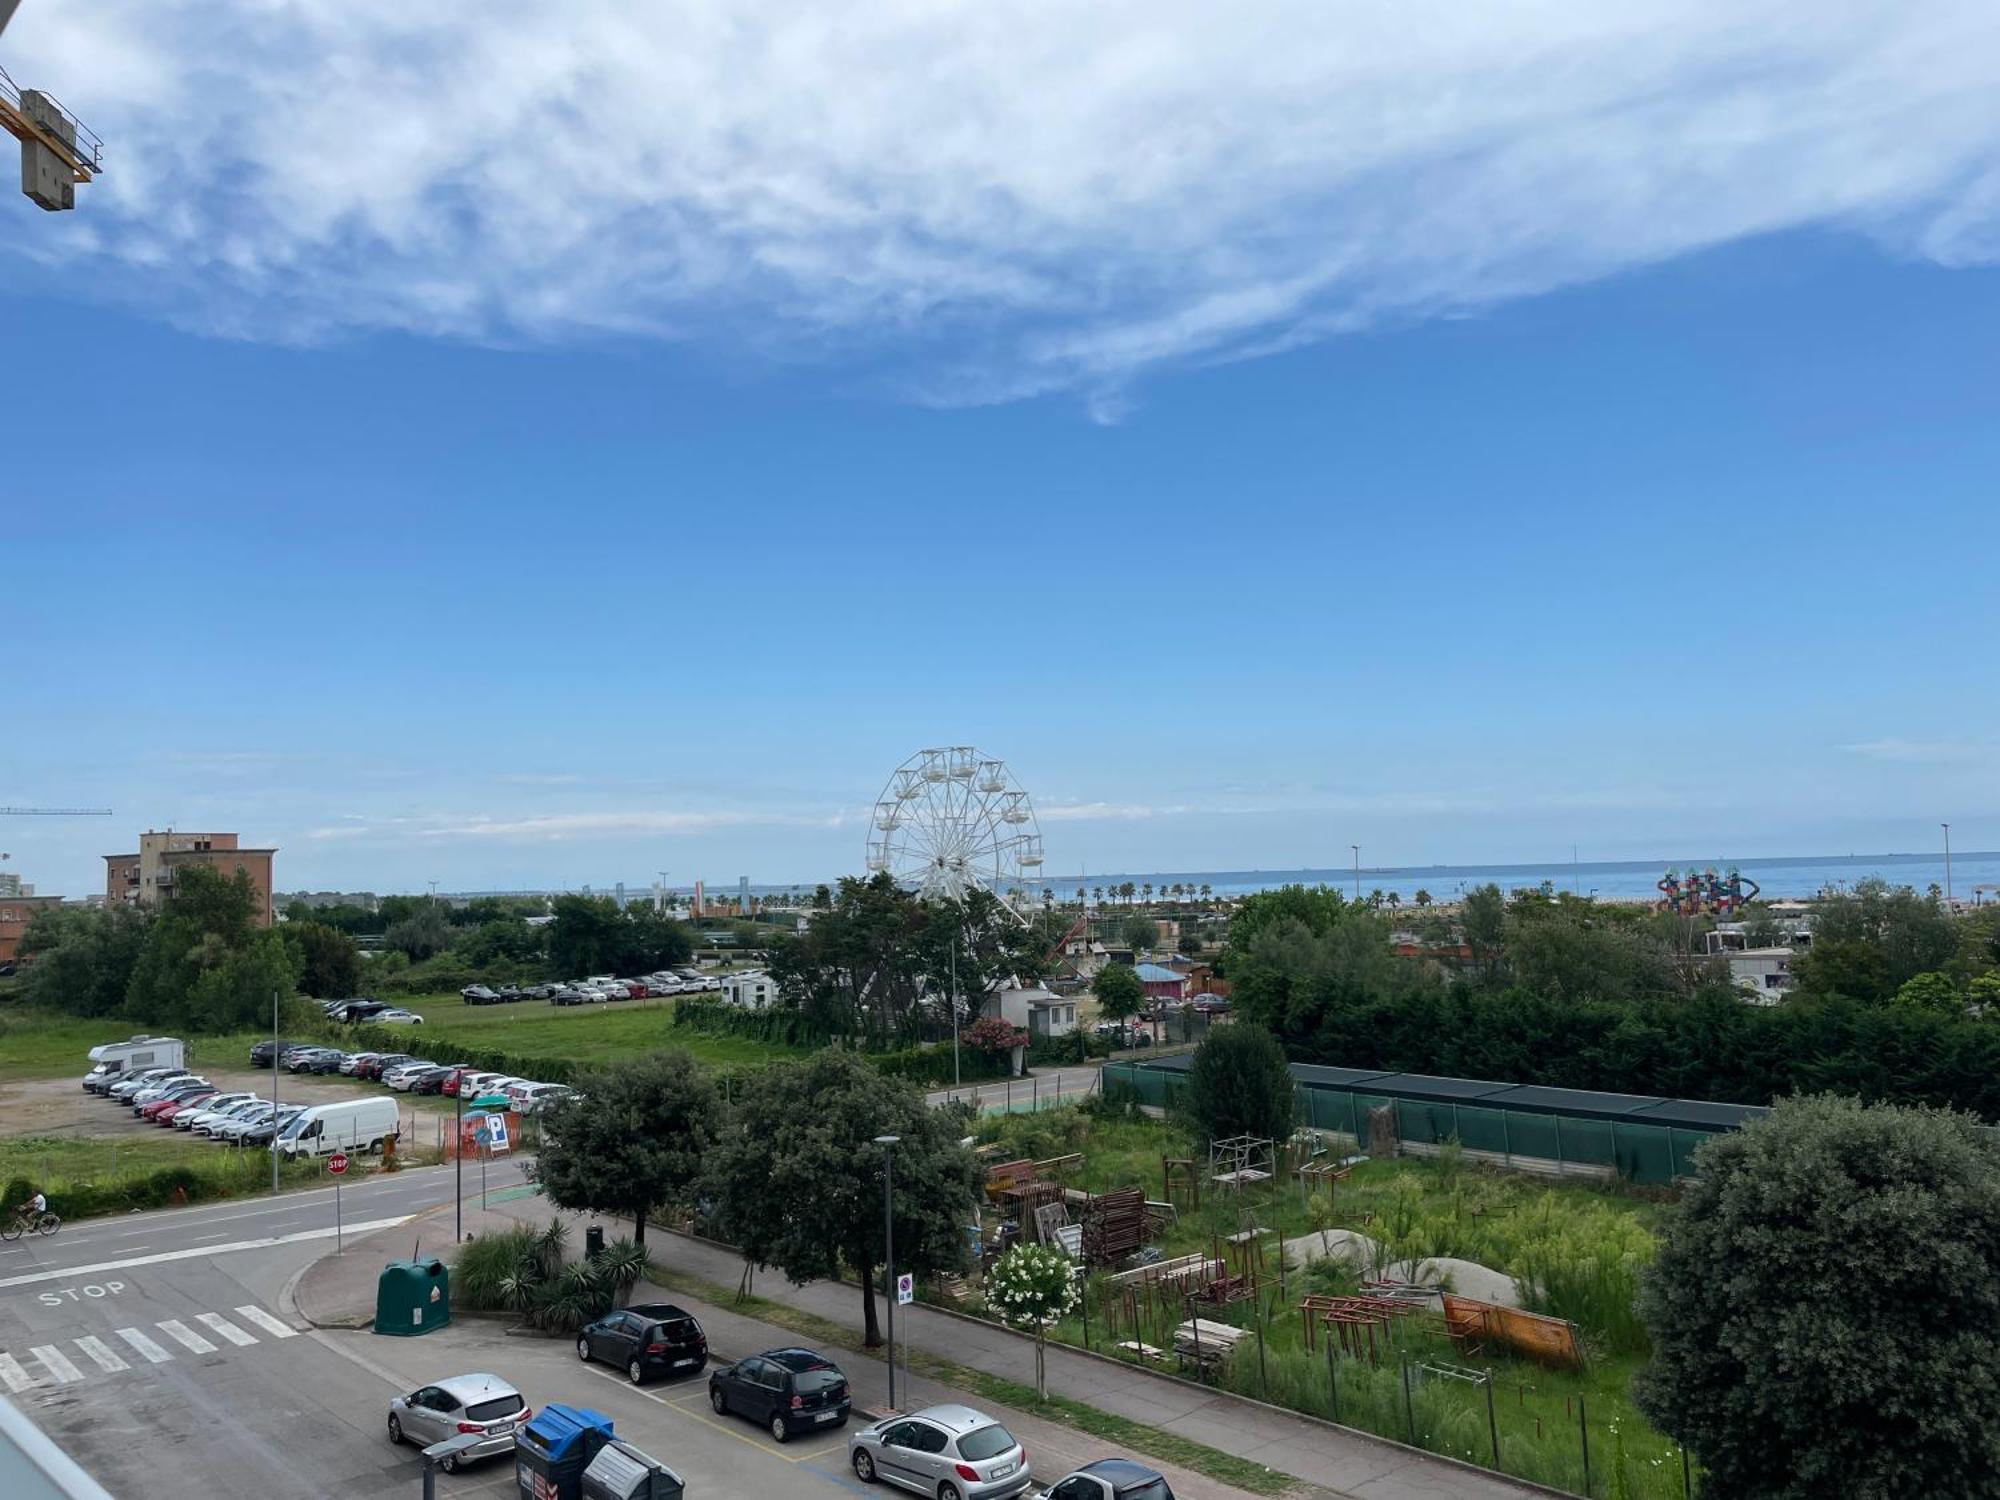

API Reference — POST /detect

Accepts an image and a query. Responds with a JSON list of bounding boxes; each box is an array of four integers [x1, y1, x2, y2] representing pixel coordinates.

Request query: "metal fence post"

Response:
[[1579, 1393, 1591, 1496], [1485, 1373, 1500, 1470], [1401, 1351, 1416, 1445], [1325, 1332, 1338, 1422]]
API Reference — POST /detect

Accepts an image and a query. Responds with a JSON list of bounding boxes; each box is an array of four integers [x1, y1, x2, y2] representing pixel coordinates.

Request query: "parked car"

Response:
[[238, 1107, 306, 1148], [848, 1405, 1029, 1499], [407, 1068, 454, 1097], [361, 1054, 416, 1081], [132, 1077, 209, 1111], [146, 1088, 218, 1123], [575, 1303, 707, 1384], [461, 985, 500, 1005], [383, 1061, 440, 1091], [177, 1091, 257, 1130], [341, 1052, 382, 1076], [386, 1373, 530, 1472], [249, 1039, 304, 1068], [208, 1102, 279, 1141], [550, 987, 591, 1007], [374, 1009, 425, 1025], [708, 1348, 850, 1442], [104, 1067, 181, 1100], [286, 1047, 344, 1073], [182, 1095, 260, 1133], [1043, 1459, 1176, 1500], [495, 986, 525, 1003], [515, 1084, 575, 1115]]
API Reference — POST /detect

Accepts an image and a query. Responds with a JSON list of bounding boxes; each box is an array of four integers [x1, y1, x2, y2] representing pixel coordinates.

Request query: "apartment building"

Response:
[[104, 830, 277, 927]]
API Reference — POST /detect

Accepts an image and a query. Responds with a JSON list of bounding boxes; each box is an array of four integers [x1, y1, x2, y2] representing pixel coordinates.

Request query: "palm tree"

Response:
[[1092, 886, 1104, 907], [1369, 888, 1385, 910], [1076, 886, 1086, 907], [1121, 882, 1136, 905], [1141, 883, 1153, 905], [1200, 883, 1212, 903], [1414, 889, 1432, 908], [1388, 892, 1401, 911]]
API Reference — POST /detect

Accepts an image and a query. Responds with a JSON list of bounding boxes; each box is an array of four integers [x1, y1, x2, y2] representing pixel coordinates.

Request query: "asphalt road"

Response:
[[0, 1162, 885, 1500]]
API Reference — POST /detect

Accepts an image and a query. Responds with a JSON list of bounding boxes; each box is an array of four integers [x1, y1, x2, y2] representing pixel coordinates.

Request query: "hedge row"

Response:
[[335, 1021, 581, 1086], [3, 1157, 332, 1222]]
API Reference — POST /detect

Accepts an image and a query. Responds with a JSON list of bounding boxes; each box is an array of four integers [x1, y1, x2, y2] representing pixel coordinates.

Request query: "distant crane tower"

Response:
[[0, 806, 112, 866], [0, 2, 102, 210]]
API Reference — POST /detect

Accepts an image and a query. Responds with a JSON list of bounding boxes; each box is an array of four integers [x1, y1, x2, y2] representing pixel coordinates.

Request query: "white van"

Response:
[[271, 1096, 403, 1159]]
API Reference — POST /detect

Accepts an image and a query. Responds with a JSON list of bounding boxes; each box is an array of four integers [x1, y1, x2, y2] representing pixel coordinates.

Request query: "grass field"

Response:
[[0, 1010, 274, 1084], [972, 1105, 1687, 1499], [373, 993, 806, 1073]]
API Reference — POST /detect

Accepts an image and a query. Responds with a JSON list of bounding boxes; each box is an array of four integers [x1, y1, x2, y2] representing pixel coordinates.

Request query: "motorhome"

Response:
[[82, 1035, 187, 1093], [271, 1096, 402, 1159]]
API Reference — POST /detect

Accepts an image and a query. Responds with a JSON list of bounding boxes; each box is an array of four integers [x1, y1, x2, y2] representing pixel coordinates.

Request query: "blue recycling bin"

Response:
[[515, 1404, 615, 1500]]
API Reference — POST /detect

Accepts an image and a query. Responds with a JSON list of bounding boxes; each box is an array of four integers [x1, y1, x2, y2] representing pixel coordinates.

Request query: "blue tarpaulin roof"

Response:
[[1134, 963, 1182, 983], [521, 1404, 614, 1460]]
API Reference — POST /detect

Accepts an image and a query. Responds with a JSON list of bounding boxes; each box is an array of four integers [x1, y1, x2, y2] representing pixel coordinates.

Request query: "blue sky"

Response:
[[5, 3, 2000, 895]]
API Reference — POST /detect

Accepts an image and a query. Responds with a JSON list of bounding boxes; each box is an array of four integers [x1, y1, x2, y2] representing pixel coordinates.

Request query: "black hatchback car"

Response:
[[1046, 1459, 1177, 1500], [708, 1348, 851, 1442], [575, 1302, 707, 1385]]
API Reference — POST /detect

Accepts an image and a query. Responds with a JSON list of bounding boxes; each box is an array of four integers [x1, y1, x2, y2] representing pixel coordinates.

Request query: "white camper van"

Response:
[[271, 1096, 403, 1160], [82, 1036, 188, 1093]]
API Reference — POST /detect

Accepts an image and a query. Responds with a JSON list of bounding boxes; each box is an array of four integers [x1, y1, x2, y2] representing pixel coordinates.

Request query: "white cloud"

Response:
[[1843, 737, 1990, 765], [9, 2, 2000, 403]]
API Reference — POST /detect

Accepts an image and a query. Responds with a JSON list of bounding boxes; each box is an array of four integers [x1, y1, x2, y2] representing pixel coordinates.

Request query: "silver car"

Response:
[[386, 1372, 529, 1471], [849, 1404, 1030, 1500]]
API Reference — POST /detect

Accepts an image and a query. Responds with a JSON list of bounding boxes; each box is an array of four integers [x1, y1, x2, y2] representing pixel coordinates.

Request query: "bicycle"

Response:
[[0, 1211, 60, 1242]]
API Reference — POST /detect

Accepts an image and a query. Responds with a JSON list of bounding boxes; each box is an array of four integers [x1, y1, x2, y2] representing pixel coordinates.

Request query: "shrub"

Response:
[[1184, 1024, 1294, 1146]]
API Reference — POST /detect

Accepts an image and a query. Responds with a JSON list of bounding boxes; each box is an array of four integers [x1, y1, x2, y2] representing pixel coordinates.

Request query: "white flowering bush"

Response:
[[986, 1242, 1079, 1397]]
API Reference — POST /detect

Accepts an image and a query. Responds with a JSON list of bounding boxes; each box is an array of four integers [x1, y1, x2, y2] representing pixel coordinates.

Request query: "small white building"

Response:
[[983, 979, 1078, 1038], [721, 970, 780, 1010], [1728, 948, 1796, 1005]]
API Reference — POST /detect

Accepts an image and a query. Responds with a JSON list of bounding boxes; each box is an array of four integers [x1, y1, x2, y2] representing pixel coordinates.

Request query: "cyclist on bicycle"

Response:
[[14, 1190, 46, 1228]]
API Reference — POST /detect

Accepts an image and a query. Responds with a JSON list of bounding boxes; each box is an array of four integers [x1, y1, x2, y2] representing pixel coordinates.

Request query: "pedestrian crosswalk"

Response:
[[2, 1305, 298, 1392]]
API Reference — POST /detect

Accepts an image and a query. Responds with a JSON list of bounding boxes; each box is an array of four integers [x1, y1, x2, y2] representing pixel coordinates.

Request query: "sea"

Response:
[[1037, 852, 2000, 905]]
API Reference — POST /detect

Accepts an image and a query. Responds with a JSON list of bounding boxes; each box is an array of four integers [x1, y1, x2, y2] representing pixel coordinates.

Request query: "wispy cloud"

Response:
[[307, 807, 842, 842], [9, 3, 2000, 406], [1843, 737, 1990, 765]]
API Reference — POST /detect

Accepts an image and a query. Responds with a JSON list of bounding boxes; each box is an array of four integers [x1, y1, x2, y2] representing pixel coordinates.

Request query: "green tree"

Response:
[[1121, 915, 1159, 953], [283, 920, 362, 998], [1793, 879, 1960, 1002], [534, 1052, 726, 1248], [125, 865, 299, 1030], [1635, 1095, 2000, 1498], [384, 904, 452, 961], [1184, 1024, 1294, 1147], [1413, 889, 1431, 908], [708, 1050, 980, 1347], [547, 895, 626, 976], [985, 1243, 1078, 1397], [1092, 962, 1144, 1027], [1458, 883, 1507, 980], [1892, 970, 1964, 1017], [1176, 931, 1204, 956], [18, 905, 152, 1018]]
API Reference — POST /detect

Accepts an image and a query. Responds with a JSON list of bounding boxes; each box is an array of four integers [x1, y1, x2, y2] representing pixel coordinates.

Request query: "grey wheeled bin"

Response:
[[581, 1439, 685, 1500]]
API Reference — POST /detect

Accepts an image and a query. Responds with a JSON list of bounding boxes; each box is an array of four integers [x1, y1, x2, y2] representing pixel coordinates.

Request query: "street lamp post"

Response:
[[875, 1134, 900, 1410], [1943, 823, 1954, 906], [454, 1084, 463, 1243], [270, 987, 280, 1197], [950, 935, 960, 1091], [1351, 846, 1361, 905]]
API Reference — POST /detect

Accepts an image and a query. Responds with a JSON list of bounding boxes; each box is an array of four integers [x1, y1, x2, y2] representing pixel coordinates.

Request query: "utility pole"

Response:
[[950, 934, 960, 1090], [874, 1135, 900, 1410], [1943, 823, 1954, 906], [270, 988, 281, 1196]]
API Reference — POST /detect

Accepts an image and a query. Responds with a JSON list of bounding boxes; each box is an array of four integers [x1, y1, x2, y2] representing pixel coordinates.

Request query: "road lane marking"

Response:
[[0, 1216, 415, 1290], [0, 1353, 34, 1393], [30, 1345, 84, 1384], [72, 1336, 128, 1373], [157, 1320, 217, 1354], [233, 1305, 298, 1339], [115, 1327, 172, 1363], [195, 1313, 258, 1347]]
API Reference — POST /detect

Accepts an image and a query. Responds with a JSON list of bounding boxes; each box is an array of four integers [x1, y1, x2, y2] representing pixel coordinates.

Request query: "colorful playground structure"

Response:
[[1657, 866, 1761, 917]]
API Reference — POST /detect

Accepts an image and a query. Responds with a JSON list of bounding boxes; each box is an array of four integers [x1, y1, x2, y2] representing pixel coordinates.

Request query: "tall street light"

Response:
[[1350, 846, 1361, 905], [874, 1134, 900, 1410], [1943, 823, 1954, 906]]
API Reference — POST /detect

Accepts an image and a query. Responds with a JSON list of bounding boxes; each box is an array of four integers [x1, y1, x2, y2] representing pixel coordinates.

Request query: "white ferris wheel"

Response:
[[865, 747, 1044, 912]]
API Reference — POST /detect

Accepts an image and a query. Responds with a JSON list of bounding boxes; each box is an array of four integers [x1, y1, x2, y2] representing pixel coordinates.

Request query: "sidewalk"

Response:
[[292, 1195, 1546, 1500]]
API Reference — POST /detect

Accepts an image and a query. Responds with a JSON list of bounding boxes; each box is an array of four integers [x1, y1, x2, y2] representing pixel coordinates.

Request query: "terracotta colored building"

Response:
[[104, 831, 277, 927], [0, 893, 64, 966]]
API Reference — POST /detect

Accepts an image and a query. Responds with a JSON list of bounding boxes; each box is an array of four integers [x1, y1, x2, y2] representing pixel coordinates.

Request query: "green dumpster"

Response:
[[375, 1257, 451, 1336]]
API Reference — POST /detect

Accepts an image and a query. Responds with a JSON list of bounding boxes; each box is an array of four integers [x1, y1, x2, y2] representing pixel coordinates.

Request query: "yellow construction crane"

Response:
[[0, 4, 101, 210]]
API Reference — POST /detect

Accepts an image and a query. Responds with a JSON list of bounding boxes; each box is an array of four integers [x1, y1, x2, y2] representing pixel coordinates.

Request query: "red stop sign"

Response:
[[327, 1152, 350, 1176]]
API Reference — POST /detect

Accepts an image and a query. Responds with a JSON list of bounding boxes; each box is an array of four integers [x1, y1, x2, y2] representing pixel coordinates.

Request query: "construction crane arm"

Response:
[[0, 808, 114, 816]]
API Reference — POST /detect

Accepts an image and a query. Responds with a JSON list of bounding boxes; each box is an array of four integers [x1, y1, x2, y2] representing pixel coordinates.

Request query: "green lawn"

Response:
[[0, 1010, 273, 1084], [379, 993, 805, 1074]]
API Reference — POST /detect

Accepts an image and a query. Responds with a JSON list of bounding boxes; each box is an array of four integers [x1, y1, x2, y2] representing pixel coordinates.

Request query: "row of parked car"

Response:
[[252, 1035, 576, 1115], [402, 1331, 1174, 1500], [79, 1064, 339, 1149], [461, 969, 722, 1007]]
